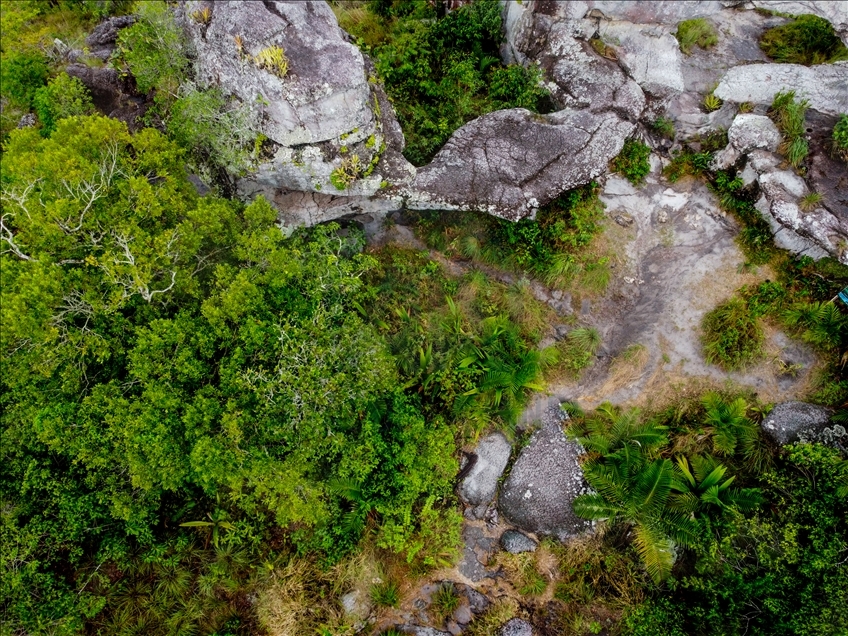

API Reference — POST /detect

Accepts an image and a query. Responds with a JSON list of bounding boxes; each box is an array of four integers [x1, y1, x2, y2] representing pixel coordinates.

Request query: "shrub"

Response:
[[701, 297, 764, 370], [0, 49, 49, 108], [760, 14, 848, 65], [675, 18, 718, 55], [611, 139, 651, 185], [832, 114, 848, 162], [117, 0, 189, 95], [32, 72, 95, 136]]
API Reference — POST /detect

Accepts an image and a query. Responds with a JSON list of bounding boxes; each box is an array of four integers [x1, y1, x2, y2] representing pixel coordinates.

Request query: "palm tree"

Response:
[[701, 392, 771, 473], [670, 455, 763, 516], [573, 455, 700, 584]]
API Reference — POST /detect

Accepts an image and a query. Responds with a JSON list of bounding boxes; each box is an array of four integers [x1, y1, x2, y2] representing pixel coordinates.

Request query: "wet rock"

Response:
[[500, 617, 535, 636], [727, 114, 781, 154], [499, 407, 591, 539], [761, 401, 834, 446], [410, 108, 634, 222], [501, 530, 538, 554], [714, 62, 848, 116], [458, 433, 512, 509]]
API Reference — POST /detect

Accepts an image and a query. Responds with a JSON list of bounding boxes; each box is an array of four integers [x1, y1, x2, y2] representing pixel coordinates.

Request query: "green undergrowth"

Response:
[[760, 13, 848, 65], [833, 114, 848, 162], [503, 393, 848, 635], [334, 0, 552, 166], [701, 297, 765, 370], [611, 138, 651, 185], [414, 183, 612, 296]]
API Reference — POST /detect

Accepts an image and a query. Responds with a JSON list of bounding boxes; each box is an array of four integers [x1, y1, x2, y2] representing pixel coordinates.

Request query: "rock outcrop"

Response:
[[180, 0, 413, 203], [499, 406, 591, 539], [410, 108, 634, 221], [761, 401, 835, 446]]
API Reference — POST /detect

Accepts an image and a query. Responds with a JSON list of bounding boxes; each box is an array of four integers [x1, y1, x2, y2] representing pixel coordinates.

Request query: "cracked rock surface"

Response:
[[499, 407, 591, 539]]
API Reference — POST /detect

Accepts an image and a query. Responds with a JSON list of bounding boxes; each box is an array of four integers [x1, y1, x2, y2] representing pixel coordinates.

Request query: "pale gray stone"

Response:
[[500, 618, 535, 636], [728, 114, 781, 153], [458, 433, 512, 507], [598, 21, 685, 96], [501, 530, 538, 554], [410, 108, 634, 221], [715, 62, 848, 115]]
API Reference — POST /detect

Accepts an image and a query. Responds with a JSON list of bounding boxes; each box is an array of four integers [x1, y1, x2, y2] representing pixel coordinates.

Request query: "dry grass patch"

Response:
[[600, 343, 649, 395]]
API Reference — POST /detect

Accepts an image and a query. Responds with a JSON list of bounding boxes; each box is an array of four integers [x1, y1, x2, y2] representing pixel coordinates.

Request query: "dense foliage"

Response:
[[610, 139, 651, 186], [337, 0, 551, 165], [760, 13, 848, 65]]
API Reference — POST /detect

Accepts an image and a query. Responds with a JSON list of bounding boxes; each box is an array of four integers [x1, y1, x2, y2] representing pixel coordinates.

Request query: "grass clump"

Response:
[[371, 579, 401, 608], [701, 297, 765, 370], [675, 18, 718, 55], [799, 191, 823, 212], [832, 114, 848, 162], [611, 139, 651, 185], [431, 582, 460, 623], [760, 14, 848, 65], [770, 90, 809, 168], [663, 148, 712, 182]]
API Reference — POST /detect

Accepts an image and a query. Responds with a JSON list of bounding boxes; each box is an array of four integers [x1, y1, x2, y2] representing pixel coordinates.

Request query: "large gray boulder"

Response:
[[714, 62, 848, 116], [499, 407, 591, 539], [761, 401, 834, 446], [458, 433, 512, 508], [180, 0, 413, 203], [598, 21, 685, 97], [409, 108, 634, 221]]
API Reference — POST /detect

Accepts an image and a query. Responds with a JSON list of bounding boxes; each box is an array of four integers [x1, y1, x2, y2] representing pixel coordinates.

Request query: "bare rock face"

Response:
[[498, 406, 591, 539], [714, 62, 848, 116], [728, 114, 782, 154], [458, 433, 512, 510], [410, 108, 634, 221], [180, 0, 413, 203]]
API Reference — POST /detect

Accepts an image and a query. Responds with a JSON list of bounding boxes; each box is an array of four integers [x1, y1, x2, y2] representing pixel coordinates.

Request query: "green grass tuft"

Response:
[[701, 297, 764, 370], [676, 18, 719, 55], [760, 14, 848, 65], [770, 90, 810, 168]]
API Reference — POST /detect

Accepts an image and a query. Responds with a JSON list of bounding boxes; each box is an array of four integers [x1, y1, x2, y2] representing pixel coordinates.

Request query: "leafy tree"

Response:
[[32, 72, 95, 136]]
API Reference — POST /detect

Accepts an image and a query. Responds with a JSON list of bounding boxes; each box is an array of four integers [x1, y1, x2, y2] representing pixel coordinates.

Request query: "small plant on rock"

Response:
[[760, 13, 848, 65], [191, 6, 212, 24], [253, 45, 289, 78], [739, 101, 754, 113], [832, 114, 848, 162], [330, 154, 363, 190], [676, 18, 719, 55], [653, 116, 675, 140], [770, 90, 809, 168], [431, 582, 460, 623], [701, 297, 764, 370], [799, 191, 823, 212], [371, 580, 400, 608], [611, 139, 651, 185], [703, 93, 723, 113]]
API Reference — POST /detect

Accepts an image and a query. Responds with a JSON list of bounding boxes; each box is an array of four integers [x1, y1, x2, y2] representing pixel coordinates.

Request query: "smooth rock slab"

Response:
[[715, 62, 848, 116], [499, 407, 591, 539], [410, 108, 634, 221], [761, 401, 834, 446], [501, 530, 538, 554], [500, 618, 535, 636], [458, 433, 512, 507]]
